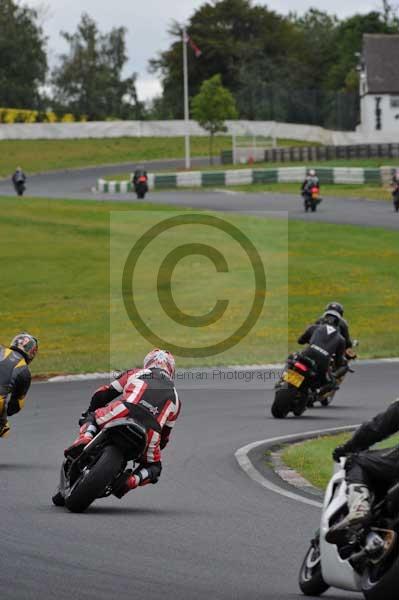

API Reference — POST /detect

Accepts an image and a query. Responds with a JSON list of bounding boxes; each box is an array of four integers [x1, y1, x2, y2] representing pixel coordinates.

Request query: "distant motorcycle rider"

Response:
[[392, 168, 399, 187], [301, 168, 319, 195], [327, 398, 399, 544], [0, 333, 38, 438], [297, 310, 346, 394], [12, 166, 26, 188], [391, 169, 399, 209], [132, 167, 148, 186], [64, 348, 180, 498], [315, 302, 353, 349]]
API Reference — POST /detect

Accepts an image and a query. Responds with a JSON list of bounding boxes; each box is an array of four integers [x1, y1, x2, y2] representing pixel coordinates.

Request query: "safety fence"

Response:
[[221, 143, 399, 165], [97, 166, 394, 193]]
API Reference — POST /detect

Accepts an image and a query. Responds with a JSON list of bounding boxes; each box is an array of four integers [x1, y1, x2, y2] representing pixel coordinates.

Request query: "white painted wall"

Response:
[[359, 93, 399, 133], [1, 118, 399, 144]]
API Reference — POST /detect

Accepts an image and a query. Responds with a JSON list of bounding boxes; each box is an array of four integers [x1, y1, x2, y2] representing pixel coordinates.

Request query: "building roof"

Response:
[[363, 34, 399, 94]]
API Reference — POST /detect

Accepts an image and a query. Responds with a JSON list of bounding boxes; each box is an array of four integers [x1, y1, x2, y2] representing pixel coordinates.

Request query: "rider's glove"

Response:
[[332, 445, 349, 462]]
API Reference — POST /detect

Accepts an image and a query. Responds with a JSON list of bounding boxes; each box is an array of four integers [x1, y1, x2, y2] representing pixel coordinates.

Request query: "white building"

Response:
[[358, 34, 399, 134]]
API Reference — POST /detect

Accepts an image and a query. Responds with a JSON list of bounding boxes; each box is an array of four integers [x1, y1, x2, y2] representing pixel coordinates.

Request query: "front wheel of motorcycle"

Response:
[[65, 445, 124, 513], [298, 534, 329, 596]]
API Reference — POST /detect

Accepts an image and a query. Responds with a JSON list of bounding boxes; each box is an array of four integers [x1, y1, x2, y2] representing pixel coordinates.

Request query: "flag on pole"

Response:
[[184, 31, 202, 58]]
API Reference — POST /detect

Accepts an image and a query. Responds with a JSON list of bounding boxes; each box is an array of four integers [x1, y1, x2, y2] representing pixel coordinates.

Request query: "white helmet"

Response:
[[308, 169, 316, 177], [143, 348, 176, 379]]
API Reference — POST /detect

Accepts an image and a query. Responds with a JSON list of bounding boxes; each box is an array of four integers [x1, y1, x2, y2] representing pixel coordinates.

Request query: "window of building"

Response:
[[390, 96, 399, 107]]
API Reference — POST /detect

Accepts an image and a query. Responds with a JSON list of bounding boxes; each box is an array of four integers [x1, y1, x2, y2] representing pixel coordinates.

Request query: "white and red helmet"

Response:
[[143, 348, 176, 379]]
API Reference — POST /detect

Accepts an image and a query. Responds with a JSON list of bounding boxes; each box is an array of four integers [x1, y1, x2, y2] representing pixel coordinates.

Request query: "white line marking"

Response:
[[213, 188, 240, 195], [235, 425, 359, 508], [48, 372, 112, 382]]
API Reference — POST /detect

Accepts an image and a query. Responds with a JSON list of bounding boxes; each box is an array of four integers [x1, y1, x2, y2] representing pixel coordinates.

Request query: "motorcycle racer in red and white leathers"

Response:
[[64, 349, 180, 498]]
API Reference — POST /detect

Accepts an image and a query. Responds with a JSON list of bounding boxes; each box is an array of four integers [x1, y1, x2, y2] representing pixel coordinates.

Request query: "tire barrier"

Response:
[[97, 166, 391, 192]]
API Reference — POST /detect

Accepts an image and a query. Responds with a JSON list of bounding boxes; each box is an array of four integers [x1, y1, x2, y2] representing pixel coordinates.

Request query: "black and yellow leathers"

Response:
[[0, 345, 31, 437]]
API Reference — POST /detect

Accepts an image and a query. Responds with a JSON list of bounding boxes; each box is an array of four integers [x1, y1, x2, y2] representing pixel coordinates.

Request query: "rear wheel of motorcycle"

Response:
[[298, 535, 329, 596], [311, 205, 316, 212], [361, 549, 399, 600], [271, 386, 295, 418], [65, 445, 124, 513]]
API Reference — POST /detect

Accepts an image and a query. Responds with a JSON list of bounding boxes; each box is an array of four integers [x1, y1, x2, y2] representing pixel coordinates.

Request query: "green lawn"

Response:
[[1, 196, 398, 375], [0, 137, 233, 177], [282, 432, 399, 490], [227, 182, 392, 202], [0, 136, 316, 178]]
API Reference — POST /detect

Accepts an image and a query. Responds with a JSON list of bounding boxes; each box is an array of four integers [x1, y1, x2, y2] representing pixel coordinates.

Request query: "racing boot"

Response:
[[112, 469, 137, 498], [326, 484, 371, 544], [64, 421, 98, 458], [112, 465, 157, 498]]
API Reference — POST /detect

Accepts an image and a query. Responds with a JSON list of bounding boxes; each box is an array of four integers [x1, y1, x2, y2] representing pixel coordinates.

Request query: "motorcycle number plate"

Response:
[[283, 369, 304, 388], [312, 193, 318, 199]]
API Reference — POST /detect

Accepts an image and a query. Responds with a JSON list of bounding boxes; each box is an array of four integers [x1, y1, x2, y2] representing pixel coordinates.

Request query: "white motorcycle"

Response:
[[298, 458, 399, 599]]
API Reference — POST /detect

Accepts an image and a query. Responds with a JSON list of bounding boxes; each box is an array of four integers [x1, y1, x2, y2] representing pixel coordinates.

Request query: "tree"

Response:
[[150, 0, 399, 129], [149, 0, 295, 118], [0, 0, 47, 108], [192, 74, 238, 164], [380, 0, 399, 26], [52, 13, 142, 120]]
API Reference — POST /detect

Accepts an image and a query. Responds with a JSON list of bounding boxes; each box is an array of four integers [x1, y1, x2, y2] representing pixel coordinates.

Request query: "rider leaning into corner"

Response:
[[64, 348, 181, 499], [297, 309, 346, 396], [326, 399, 399, 544], [0, 333, 38, 438]]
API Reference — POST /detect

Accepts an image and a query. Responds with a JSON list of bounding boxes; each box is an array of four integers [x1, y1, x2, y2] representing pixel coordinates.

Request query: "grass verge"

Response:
[[226, 182, 392, 201], [0, 137, 231, 177], [1, 196, 398, 375], [282, 433, 399, 490], [0, 137, 315, 177]]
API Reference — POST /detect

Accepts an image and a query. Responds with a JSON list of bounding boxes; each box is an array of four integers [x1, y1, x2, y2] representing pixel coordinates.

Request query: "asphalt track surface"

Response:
[[0, 159, 399, 229], [1, 363, 398, 600], [1, 162, 398, 598]]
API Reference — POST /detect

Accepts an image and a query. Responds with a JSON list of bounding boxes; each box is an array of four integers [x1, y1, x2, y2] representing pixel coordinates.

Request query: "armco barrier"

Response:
[[97, 166, 387, 193]]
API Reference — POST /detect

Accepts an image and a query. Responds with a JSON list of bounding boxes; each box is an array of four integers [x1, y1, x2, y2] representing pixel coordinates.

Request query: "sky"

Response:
[[26, 0, 383, 101]]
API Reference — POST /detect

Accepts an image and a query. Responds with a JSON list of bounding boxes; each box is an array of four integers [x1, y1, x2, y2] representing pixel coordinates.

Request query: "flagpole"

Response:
[[182, 26, 191, 170]]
